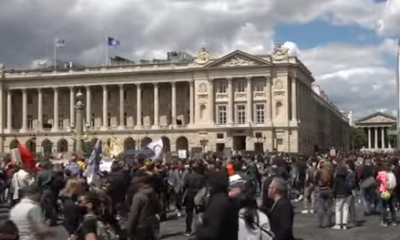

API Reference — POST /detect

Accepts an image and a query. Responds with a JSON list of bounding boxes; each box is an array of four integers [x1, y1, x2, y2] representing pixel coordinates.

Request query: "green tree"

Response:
[[350, 127, 368, 149], [73, 140, 93, 158]]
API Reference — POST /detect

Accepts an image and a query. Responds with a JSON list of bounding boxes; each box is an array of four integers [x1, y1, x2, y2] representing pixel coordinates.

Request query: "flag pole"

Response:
[[396, 37, 400, 150], [105, 36, 109, 66], [53, 39, 57, 71]]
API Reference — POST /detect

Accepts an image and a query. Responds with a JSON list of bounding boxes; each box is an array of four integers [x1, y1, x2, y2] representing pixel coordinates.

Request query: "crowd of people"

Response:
[[0, 150, 399, 240]]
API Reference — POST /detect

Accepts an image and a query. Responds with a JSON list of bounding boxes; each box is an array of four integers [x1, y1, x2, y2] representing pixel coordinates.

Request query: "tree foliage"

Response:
[[350, 127, 368, 149]]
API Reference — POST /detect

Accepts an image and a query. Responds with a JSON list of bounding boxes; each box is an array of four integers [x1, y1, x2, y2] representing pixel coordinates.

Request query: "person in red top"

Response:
[[226, 162, 235, 177]]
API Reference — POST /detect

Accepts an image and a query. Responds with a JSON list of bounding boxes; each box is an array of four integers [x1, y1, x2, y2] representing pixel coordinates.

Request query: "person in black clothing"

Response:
[[267, 177, 294, 240], [75, 192, 102, 240], [261, 167, 279, 214], [107, 161, 128, 220], [359, 159, 377, 215], [61, 178, 83, 236], [196, 171, 239, 240], [391, 157, 400, 210], [36, 160, 58, 226], [182, 162, 206, 236]]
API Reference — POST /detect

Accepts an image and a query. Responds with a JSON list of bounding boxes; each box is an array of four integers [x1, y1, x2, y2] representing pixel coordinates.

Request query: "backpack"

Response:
[[345, 172, 356, 191], [79, 216, 119, 240], [95, 219, 119, 240], [387, 172, 397, 190], [194, 186, 209, 207]]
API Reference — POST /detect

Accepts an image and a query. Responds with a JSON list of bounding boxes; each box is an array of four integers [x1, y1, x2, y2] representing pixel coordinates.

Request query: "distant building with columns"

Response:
[[354, 112, 395, 151], [0, 46, 350, 155]]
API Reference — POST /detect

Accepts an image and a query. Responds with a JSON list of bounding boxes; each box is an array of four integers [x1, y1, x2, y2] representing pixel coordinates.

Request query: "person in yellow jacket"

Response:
[[77, 158, 86, 170]]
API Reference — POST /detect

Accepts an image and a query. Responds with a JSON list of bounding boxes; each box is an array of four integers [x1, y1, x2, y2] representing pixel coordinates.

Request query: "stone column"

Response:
[[171, 82, 176, 126], [291, 77, 297, 122], [246, 77, 252, 124], [118, 84, 125, 129], [69, 87, 75, 128], [368, 127, 371, 149], [101, 85, 108, 130], [38, 88, 43, 131], [227, 77, 233, 124], [51, 87, 58, 132], [153, 83, 159, 128], [6, 90, 11, 132], [374, 127, 378, 149], [21, 89, 28, 132], [381, 127, 386, 149], [86, 86, 91, 127], [189, 81, 194, 125], [266, 76, 272, 122], [208, 78, 214, 124], [135, 83, 142, 128]]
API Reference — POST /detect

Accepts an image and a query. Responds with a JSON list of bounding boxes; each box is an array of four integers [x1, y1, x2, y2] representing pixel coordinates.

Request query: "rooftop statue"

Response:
[[195, 47, 211, 65], [272, 43, 289, 62]]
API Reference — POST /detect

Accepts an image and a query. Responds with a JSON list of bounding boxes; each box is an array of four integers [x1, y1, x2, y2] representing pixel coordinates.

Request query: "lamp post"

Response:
[[70, 90, 88, 154], [199, 139, 208, 153]]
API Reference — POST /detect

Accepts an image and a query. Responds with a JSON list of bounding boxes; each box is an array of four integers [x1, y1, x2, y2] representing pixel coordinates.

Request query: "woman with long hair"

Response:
[[61, 177, 83, 236], [238, 193, 273, 240]]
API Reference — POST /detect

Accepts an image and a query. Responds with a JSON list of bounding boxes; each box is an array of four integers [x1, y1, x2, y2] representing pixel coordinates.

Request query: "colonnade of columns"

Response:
[[365, 126, 388, 149], [5, 81, 195, 133]]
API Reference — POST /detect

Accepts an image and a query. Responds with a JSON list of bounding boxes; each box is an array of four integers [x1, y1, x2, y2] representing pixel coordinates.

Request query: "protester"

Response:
[[196, 171, 239, 240], [127, 174, 161, 240], [267, 177, 294, 240], [10, 184, 54, 240]]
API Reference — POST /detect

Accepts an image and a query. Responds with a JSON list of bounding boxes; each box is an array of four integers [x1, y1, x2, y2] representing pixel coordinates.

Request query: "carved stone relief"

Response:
[[274, 79, 284, 90], [235, 93, 246, 98], [220, 56, 257, 67], [198, 83, 207, 93], [254, 92, 265, 97], [361, 115, 395, 123], [198, 94, 208, 100], [274, 91, 285, 96]]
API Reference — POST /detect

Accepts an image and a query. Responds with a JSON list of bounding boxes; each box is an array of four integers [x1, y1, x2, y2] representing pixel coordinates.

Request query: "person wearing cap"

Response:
[[267, 177, 294, 240], [10, 184, 54, 240]]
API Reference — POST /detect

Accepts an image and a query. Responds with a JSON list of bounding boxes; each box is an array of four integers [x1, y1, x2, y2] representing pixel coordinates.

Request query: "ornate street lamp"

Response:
[[199, 139, 208, 153], [70, 90, 89, 154]]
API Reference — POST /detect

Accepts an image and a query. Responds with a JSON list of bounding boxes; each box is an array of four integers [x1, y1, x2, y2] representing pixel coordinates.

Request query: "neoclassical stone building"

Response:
[[0, 46, 350, 154], [354, 112, 396, 151]]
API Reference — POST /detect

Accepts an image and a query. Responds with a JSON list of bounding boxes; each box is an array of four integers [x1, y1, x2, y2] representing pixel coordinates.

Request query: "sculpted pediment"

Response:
[[204, 50, 271, 68], [357, 112, 396, 124]]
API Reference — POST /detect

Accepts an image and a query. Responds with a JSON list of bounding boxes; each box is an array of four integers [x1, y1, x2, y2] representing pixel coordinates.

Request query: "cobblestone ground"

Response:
[[1, 203, 399, 240]]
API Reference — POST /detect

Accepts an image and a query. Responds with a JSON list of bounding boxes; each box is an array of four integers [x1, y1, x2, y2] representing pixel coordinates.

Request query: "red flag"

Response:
[[17, 142, 36, 171]]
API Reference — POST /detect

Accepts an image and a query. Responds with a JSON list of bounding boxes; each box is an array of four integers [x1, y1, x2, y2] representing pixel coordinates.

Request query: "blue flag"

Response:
[[108, 37, 120, 47]]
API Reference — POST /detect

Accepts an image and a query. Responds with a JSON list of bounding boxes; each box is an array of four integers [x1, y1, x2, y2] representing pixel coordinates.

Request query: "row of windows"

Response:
[[216, 79, 266, 93], [217, 104, 265, 124]]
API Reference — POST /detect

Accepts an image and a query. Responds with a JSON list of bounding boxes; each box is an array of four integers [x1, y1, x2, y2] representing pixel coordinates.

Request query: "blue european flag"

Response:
[[108, 37, 120, 47]]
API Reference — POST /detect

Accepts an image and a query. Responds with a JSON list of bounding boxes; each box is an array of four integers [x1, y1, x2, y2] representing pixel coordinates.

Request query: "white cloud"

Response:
[[297, 39, 397, 119], [0, 0, 397, 120]]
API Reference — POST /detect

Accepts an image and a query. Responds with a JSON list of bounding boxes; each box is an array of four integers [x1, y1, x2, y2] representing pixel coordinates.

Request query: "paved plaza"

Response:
[[1, 203, 398, 240]]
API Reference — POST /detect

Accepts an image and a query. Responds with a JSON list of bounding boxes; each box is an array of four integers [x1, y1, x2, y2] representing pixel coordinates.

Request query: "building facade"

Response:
[[0, 46, 350, 155], [354, 112, 396, 151]]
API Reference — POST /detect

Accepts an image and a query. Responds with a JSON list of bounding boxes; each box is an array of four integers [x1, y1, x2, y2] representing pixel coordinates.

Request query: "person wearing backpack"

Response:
[[73, 191, 118, 240], [376, 162, 397, 227]]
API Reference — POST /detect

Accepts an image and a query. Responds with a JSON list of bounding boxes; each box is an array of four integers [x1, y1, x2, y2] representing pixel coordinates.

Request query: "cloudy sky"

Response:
[[1, 0, 400, 120]]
